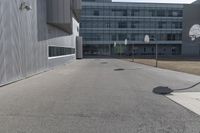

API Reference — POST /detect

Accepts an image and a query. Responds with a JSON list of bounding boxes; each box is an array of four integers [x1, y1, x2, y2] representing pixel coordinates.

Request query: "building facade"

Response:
[[182, 0, 200, 56], [193, 0, 200, 4], [80, 0, 183, 56], [0, 0, 82, 86]]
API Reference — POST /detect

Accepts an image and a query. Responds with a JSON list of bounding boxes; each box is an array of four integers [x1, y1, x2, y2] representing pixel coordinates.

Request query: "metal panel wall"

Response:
[[72, 0, 82, 20], [0, 0, 6, 85], [47, 0, 72, 33], [0, 0, 79, 86]]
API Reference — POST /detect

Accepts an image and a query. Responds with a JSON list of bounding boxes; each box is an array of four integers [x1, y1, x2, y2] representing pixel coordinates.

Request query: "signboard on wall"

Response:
[[189, 24, 200, 41]]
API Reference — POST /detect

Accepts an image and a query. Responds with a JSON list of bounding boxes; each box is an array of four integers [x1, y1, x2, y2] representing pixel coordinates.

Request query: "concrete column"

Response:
[[76, 36, 83, 59]]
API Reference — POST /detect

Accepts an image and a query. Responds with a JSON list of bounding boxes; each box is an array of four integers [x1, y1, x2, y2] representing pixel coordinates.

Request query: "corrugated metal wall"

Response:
[[0, 0, 79, 86], [0, 0, 5, 85]]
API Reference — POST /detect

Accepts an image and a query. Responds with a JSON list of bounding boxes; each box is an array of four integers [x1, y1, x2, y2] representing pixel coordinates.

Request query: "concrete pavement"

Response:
[[0, 58, 200, 133]]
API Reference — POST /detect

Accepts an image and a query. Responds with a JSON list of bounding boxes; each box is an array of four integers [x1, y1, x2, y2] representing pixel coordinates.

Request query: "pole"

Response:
[[155, 42, 158, 67], [109, 44, 111, 56], [132, 43, 134, 62], [120, 43, 121, 58]]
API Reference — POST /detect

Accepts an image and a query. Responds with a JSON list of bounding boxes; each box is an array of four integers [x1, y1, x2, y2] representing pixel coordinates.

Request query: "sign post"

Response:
[[125, 39, 127, 57], [144, 35, 158, 67], [114, 41, 116, 57], [132, 43, 135, 62]]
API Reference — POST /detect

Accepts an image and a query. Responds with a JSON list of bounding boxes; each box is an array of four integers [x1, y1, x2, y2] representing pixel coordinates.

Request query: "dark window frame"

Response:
[[48, 46, 75, 58]]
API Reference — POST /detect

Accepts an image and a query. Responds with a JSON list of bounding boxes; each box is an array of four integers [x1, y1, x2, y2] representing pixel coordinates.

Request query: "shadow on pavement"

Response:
[[153, 82, 200, 95], [114, 68, 143, 71], [114, 68, 125, 71], [101, 62, 108, 64], [175, 82, 200, 91]]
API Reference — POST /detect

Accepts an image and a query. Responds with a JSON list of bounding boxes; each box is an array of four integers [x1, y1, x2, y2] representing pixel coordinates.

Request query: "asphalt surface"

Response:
[[0, 58, 200, 133]]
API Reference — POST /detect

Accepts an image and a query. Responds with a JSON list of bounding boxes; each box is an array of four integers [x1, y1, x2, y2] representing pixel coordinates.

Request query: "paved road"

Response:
[[0, 59, 200, 133]]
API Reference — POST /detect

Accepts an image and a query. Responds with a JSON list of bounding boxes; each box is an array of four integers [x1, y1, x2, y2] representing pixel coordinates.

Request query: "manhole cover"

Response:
[[153, 86, 173, 95]]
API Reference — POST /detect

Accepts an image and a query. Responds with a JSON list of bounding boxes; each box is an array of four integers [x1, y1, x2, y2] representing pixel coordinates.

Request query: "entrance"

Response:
[[83, 44, 111, 56]]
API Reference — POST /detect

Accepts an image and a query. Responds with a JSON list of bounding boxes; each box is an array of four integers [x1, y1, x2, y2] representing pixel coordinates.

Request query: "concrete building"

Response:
[[80, 0, 183, 56], [192, 0, 200, 4], [0, 0, 82, 86]]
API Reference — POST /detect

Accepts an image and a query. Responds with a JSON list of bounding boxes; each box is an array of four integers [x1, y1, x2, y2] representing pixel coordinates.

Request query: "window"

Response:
[[118, 21, 127, 28], [105, 22, 110, 28], [131, 33, 136, 41], [49, 46, 75, 57], [82, 33, 102, 41], [149, 9, 156, 16], [160, 34, 167, 41], [157, 10, 166, 17], [144, 47, 146, 52], [167, 34, 176, 41], [112, 9, 127, 16], [172, 47, 177, 54], [118, 33, 127, 41], [172, 22, 182, 29], [131, 21, 139, 28], [168, 10, 182, 17], [158, 22, 167, 29], [152, 47, 154, 52], [111, 34, 117, 41], [131, 9, 140, 16], [82, 0, 95, 1], [93, 10, 100, 16]]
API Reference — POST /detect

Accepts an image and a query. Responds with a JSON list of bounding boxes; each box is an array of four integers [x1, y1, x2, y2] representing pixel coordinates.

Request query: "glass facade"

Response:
[[80, 1, 183, 56]]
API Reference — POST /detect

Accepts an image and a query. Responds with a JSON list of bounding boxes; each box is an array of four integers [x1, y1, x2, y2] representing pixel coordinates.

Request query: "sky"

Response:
[[112, 0, 196, 4]]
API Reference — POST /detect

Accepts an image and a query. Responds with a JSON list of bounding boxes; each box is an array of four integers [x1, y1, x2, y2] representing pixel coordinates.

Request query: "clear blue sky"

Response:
[[112, 0, 196, 4]]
